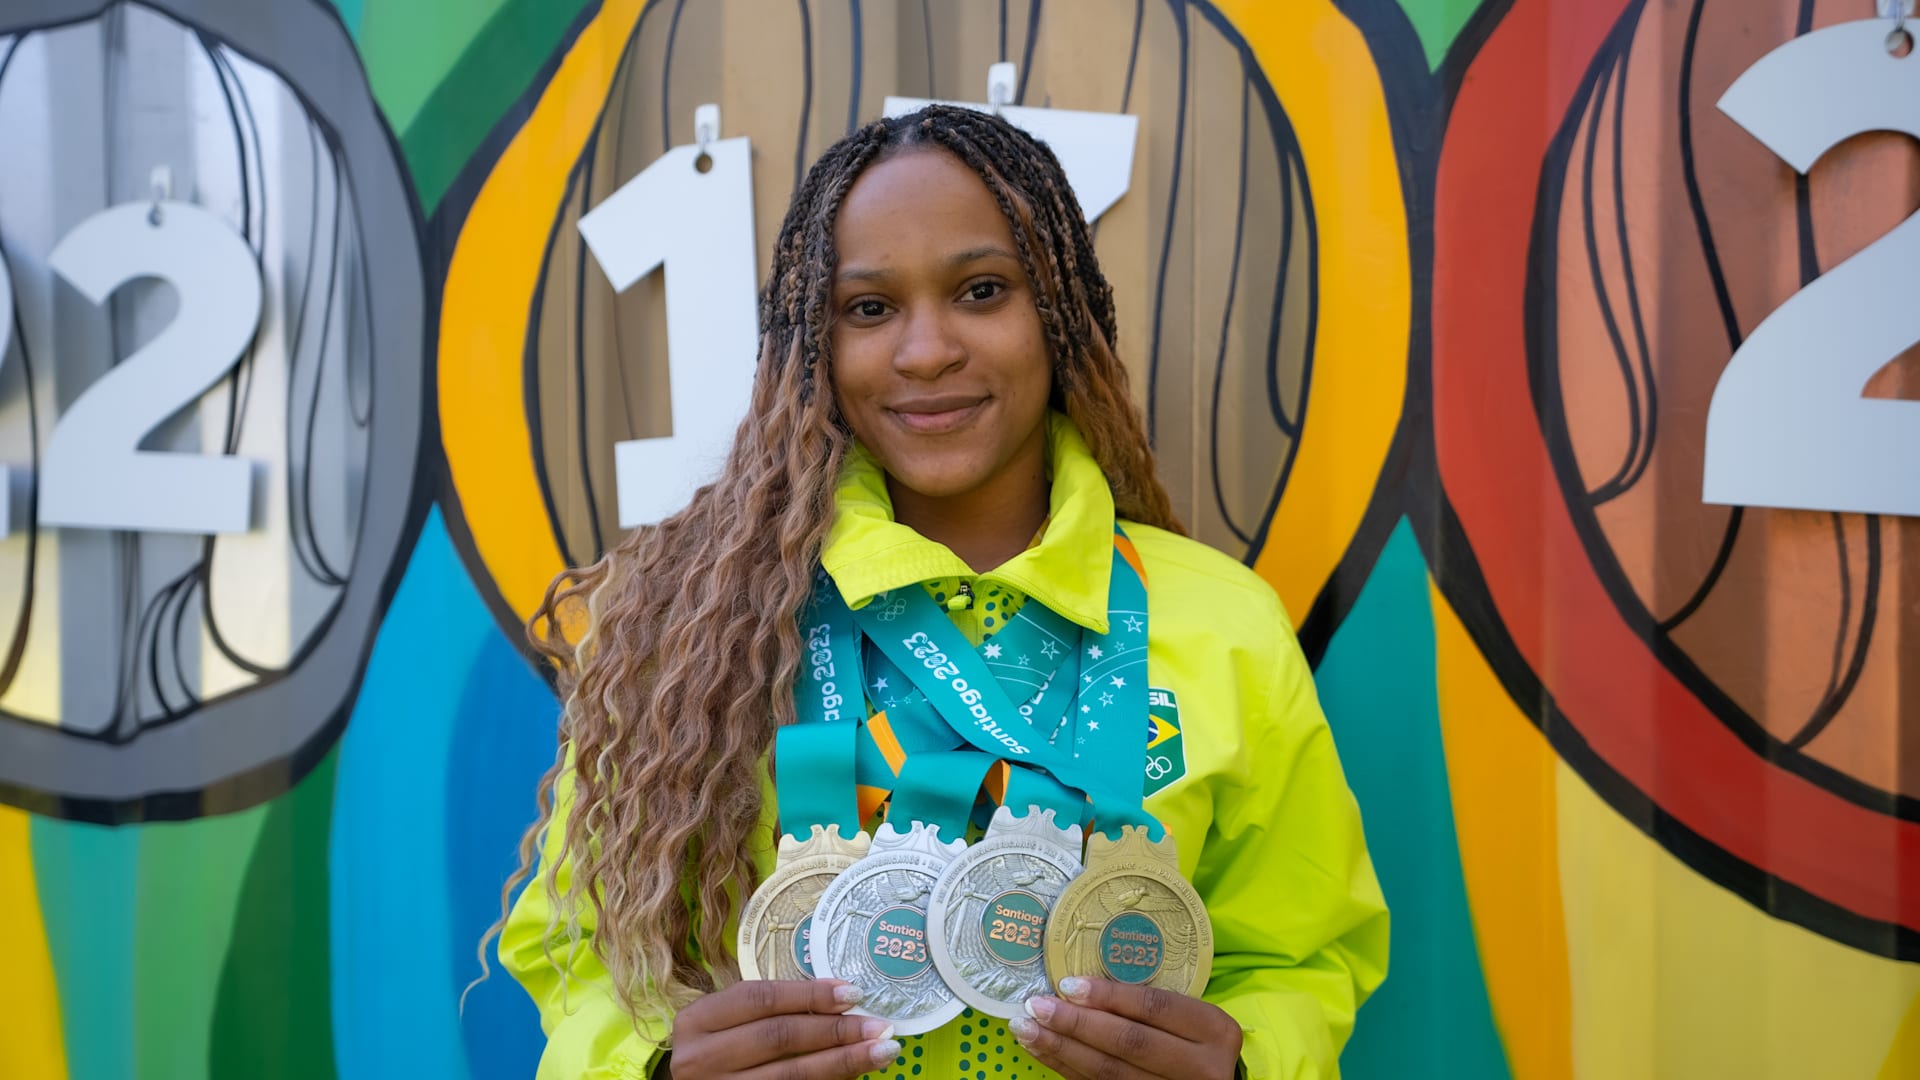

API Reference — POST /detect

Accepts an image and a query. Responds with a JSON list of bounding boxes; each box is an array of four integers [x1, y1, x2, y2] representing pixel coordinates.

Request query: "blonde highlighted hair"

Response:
[[482, 104, 1179, 1024]]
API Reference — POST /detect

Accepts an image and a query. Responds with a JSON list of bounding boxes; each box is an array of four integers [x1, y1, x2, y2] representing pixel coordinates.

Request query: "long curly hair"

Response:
[[488, 104, 1180, 1025]]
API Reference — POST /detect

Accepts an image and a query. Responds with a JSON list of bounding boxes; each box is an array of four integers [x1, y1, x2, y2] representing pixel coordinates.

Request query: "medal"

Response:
[[1041, 529, 1214, 996], [741, 574, 879, 983], [738, 823, 870, 980], [927, 805, 1083, 1018], [811, 819, 970, 1035], [1044, 824, 1212, 996]]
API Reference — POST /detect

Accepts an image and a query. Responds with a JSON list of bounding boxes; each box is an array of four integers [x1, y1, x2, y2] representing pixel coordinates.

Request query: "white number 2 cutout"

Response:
[[42, 201, 262, 533], [579, 129, 758, 528], [885, 64, 1139, 222], [1708, 20, 1920, 516]]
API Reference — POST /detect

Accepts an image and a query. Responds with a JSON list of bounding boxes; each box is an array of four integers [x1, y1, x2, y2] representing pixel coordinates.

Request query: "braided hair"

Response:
[[488, 104, 1179, 1024]]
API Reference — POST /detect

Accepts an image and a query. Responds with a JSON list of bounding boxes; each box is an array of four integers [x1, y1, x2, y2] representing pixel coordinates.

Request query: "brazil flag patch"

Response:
[[1144, 688, 1187, 797]]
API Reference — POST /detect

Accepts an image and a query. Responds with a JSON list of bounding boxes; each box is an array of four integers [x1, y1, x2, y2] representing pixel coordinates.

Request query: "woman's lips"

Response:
[[889, 398, 987, 434]]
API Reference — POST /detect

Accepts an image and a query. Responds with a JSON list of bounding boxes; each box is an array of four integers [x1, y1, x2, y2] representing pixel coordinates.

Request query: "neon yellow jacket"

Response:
[[501, 414, 1389, 1079]]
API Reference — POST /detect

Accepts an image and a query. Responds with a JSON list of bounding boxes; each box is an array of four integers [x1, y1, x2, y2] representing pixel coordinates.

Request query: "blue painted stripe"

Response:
[[330, 0, 365, 39], [329, 508, 492, 1080], [1315, 520, 1514, 1080], [446, 630, 558, 1080], [30, 816, 140, 1080]]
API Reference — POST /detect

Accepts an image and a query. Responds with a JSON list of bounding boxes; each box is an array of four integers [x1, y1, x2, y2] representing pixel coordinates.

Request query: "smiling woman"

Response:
[[827, 150, 1055, 573], [489, 104, 1386, 1080]]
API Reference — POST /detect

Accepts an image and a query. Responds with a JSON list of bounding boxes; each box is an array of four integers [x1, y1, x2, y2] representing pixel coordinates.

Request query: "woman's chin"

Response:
[[884, 462, 994, 505]]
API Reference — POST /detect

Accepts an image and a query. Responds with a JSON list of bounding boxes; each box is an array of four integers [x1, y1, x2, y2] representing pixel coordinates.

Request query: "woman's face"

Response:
[[828, 148, 1053, 503]]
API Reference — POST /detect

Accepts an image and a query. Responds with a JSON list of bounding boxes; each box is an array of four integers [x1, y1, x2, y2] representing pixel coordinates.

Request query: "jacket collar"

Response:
[[821, 412, 1117, 634]]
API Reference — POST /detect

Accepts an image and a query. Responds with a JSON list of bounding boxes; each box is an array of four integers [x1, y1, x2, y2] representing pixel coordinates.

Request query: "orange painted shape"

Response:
[[856, 785, 889, 824], [438, 0, 653, 622], [1430, 581, 1575, 1080], [0, 807, 68, 1080], [1222, 0, 1411, 628]]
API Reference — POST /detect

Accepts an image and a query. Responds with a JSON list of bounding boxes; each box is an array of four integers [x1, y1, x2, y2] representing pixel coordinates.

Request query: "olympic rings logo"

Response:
[[1145, 756, 1174, 781]]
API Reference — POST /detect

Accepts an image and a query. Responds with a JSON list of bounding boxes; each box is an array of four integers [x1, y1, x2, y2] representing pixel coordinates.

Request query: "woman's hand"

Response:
[[1009, 977, 1244, 1080], [662, 980, 901, 1080]]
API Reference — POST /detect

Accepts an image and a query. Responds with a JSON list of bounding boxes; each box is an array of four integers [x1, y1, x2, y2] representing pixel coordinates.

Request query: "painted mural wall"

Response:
[[0, 1, 1915, 1078]]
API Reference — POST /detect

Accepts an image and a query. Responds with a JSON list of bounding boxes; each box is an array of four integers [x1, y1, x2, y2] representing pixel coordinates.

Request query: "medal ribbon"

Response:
[[1067, 530, 1160, 840], [851, 530, 1151, 836], [813, 581, 1083, 823], [849, 604, 1084, 825], [777, 572, 878, 841], [888, 750, 999, 842]]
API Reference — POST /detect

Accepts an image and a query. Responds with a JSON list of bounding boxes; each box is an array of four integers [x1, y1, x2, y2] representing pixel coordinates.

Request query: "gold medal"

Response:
[[1044, 825, 1212, 997], [738, 824, 870, 980]]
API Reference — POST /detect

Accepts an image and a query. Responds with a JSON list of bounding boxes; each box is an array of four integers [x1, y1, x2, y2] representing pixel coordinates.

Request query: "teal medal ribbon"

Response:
[[1066, 532, 1160, 840], [778, 573, 876, 841], [974, 601, 1083, 741], [887, 751, 998, 840], [852, 544, 1141, 833], [852, 591, 1063, 762], [863, 634, 1082, 828]]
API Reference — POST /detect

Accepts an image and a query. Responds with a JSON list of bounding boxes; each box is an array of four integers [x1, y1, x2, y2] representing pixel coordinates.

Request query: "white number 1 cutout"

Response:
[[579, 117, 758, 529], [1709, 19, 1920, 516]]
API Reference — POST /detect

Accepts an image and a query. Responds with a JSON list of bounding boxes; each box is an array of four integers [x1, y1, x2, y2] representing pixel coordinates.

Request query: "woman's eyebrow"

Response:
[[836, 264, 895, 285], [835, 245, 1018, 286], [946, 245, 1017, 267]]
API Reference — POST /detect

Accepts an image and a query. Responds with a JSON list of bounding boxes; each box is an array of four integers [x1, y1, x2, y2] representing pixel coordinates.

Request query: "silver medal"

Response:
[[927, 805, 1084, 1018], [811, 820, 968, 1036]]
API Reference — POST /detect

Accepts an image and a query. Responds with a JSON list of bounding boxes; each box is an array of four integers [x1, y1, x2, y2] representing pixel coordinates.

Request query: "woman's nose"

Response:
[[893, 305, 967, 380]]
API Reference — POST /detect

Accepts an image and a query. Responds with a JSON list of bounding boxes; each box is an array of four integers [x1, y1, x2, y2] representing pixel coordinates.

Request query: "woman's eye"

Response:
[[966, 281, 1003, 302], [854, 300, 887, 318]]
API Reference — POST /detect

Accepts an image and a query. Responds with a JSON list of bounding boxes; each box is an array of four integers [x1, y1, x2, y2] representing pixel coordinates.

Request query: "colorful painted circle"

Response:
[[1434, 0, 1920, 955], [434, 0, 1409, 662], [0, 0, 425, 821]]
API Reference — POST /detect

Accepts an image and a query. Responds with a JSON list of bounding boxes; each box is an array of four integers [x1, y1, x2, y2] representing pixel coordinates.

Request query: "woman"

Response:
[[495, 104, 1387, 1080]]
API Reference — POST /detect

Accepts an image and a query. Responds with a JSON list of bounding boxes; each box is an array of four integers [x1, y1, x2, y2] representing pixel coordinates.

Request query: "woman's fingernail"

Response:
[[869, 1040, 903, 1065], [833, 983, 865, 1005], [861, 1019, 894, 1041], [1025, 997, 1058, 1023], [1009, 1017, 1039, 1043], [1059, 977, 1091, 1000]]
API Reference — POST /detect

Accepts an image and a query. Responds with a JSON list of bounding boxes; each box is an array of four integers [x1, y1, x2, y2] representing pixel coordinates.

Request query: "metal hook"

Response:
[[987, 62, 1016, 115], [693, 104, 720, 173], [694, 104, 720, 153], [1885, 0, 1915, 54], [147, 164, 171, 227]]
